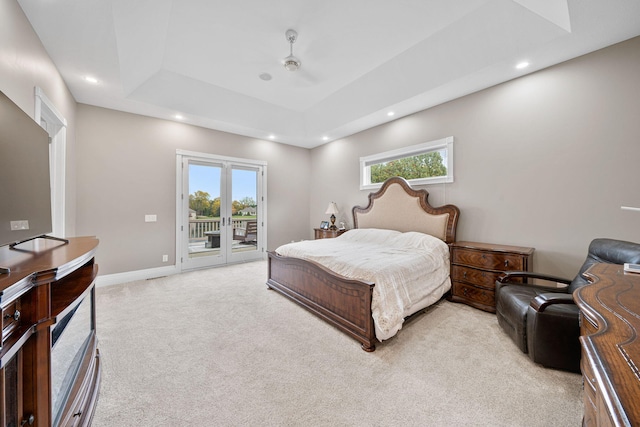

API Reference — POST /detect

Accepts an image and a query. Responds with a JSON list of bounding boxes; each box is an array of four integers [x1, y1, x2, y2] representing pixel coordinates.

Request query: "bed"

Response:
[[266, 177, 460, 351]]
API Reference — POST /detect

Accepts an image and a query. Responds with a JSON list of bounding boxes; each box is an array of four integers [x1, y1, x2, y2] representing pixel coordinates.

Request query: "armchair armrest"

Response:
[[496, 271, 572, 294], [497, 271, 572, 285], [529, 293, 576, 313]]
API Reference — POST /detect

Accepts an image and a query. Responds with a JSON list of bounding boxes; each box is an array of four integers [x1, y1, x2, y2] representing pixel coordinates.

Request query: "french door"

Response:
[[177, 150, 266, 271]]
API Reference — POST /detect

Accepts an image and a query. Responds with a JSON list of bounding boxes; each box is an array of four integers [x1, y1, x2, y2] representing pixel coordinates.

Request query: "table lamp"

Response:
[[325, 202, 339, 230]]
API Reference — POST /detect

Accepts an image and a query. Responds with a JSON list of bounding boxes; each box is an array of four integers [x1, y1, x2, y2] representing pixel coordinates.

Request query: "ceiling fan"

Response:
[[258, 28, 316, 86], [283, 29, 301, 72]]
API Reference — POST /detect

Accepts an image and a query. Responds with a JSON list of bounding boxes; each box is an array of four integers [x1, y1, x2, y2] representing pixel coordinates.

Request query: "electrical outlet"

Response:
[[162, 254, 168, 262], [145, 214, 157, 222]]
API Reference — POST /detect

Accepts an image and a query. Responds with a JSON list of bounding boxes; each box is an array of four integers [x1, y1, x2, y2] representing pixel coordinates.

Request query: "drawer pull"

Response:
[[463, 288, 468, 296], [73, 411, 83, 418], [463, 271, 467, 279], [20, 414, 35, 426], [504, 260, 509, 267], [3, 310, 20, 321]]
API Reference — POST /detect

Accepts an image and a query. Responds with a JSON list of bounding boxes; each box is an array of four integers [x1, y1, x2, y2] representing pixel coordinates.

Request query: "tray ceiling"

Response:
[[18, 0, 640, 148]]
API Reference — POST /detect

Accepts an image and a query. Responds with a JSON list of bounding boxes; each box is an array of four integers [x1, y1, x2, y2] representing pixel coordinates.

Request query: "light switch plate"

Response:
[[10, 220, 29, 230], [144, 214, 157, 222]]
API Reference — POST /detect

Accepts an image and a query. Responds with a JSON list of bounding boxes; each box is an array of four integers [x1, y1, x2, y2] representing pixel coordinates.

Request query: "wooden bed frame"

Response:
[[266, 177, 460, 351]]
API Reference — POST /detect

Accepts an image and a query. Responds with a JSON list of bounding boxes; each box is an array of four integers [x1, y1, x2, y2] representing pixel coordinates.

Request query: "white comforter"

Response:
[[275, 228, 451, 341]]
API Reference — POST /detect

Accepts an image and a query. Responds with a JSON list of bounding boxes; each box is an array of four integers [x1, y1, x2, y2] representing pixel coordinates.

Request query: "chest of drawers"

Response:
[[449, 241, 534, 312]]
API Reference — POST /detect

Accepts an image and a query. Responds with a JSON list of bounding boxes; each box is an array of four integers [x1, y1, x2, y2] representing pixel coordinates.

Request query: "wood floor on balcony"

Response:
[[188, 240, 258, 258]]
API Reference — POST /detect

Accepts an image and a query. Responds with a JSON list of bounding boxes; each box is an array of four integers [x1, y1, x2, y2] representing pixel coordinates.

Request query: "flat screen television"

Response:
[[0, 90, 53, 248]]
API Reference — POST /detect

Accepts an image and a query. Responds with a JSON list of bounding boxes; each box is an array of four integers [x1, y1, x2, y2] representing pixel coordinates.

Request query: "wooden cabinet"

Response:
[[449, 241, 534, 312], [314, 228, 347, 239], [0, 237, 100, 427], [575, 263, 640, 426]]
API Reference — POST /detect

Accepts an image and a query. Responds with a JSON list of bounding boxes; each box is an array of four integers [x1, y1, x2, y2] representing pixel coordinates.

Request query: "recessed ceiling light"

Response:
[[516, 61, 530, 70], [322, 136, 329, 141], [259, 73, 272, 81], [268, 134, 276, 140], [387, 111, 395, 117], [84, 76, 99, 84], [175, 114, 184, 120]]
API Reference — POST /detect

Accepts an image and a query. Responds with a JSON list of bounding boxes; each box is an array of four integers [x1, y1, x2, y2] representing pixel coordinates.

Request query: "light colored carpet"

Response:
[[92, 260, 583, 426]]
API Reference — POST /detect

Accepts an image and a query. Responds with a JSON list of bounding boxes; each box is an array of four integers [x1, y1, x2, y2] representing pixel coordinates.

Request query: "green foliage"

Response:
[[211, 197, 220, 217], [232, 200, 243, 215], [239, 196, 256, 207], [189, 193, 256, 218], [189, 191, 213, 216], [370, 152, 446, 184]]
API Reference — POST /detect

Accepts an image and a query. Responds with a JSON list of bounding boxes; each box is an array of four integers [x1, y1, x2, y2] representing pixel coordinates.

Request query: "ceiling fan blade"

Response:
[[297, 69, 318, 85]]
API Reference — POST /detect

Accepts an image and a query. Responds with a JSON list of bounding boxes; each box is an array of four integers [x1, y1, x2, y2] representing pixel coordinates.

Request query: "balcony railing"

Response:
[[189, 218, 253, 241]]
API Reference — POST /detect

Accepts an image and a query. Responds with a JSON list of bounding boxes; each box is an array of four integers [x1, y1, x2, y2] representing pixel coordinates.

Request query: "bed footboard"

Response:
[[267, 251, 377, 351]]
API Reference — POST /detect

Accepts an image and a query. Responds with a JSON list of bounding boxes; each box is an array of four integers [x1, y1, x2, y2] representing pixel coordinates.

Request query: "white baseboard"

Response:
[[96, 265, 180, 287]]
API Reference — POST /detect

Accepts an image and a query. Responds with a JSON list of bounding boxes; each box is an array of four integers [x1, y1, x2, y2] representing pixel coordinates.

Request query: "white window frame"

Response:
[[35, 87, 67, 238], [360, 136, 454, 190]]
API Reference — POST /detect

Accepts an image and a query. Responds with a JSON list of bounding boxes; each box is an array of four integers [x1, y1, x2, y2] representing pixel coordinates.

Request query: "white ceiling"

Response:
[[18, 0, 640, 148]]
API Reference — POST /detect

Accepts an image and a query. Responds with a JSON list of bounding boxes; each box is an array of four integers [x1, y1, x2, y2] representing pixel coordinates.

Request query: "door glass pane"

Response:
[[231, 168, 258, 254], [188, 163, 222, 259]]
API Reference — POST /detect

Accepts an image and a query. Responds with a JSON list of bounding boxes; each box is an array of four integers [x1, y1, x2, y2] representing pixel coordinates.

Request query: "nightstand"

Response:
[[449, 241, 534, 313], [314, 228, 347, 239]]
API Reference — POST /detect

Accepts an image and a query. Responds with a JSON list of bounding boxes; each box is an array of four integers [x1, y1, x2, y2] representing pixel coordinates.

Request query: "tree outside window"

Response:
[[370, 151, 447, 184], [360, 136, 454, 190]]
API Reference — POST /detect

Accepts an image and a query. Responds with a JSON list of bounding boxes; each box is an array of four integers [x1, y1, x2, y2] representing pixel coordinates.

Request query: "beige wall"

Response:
[[4, 0, 640, 279], [0, 0, 78, 236], [75, 105, 311, 274], [310, 36, 640, 279], [1, 0, 310, 277]]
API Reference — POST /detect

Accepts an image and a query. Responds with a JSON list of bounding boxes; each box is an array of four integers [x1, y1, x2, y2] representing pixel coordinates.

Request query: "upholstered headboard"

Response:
[[352, 177, 459, 243]]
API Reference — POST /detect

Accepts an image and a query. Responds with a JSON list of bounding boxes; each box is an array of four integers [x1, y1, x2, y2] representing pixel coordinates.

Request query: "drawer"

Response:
[[452, 248, 525, 271], [2, 299, 23, 344], [580, 354, 604, 427], [581, 357, 597, 406], [451, 281, 495, 308], [314, 229, 346, 239], [451, 265, 515, 288]]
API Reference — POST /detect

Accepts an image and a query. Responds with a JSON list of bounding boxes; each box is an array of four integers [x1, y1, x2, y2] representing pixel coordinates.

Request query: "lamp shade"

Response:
[[325, 202, 339, 215]]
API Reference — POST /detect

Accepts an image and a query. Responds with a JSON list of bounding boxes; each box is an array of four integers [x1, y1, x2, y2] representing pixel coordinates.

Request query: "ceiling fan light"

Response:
[[283, 55, 301, 71]]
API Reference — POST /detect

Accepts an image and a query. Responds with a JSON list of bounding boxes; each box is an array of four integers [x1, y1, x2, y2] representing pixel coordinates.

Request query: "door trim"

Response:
[[35, 87, 67, 238]]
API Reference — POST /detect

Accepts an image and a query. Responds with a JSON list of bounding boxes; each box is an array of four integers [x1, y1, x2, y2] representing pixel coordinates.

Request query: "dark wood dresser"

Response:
[[449, 241, 534, 312], [0, 237, 100, 427], [575, 263, 640, 426]]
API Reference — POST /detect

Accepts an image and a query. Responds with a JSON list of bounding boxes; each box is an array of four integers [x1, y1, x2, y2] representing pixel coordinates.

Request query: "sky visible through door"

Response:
[[189, 164, 257, 202]]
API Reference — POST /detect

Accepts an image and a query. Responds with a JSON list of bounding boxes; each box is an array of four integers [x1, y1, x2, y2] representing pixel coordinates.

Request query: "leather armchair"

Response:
[[495, 238, 640, 372]]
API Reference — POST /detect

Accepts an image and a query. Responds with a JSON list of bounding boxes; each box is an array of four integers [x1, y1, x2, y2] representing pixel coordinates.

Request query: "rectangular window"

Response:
[[360, 137, 454, 190]]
